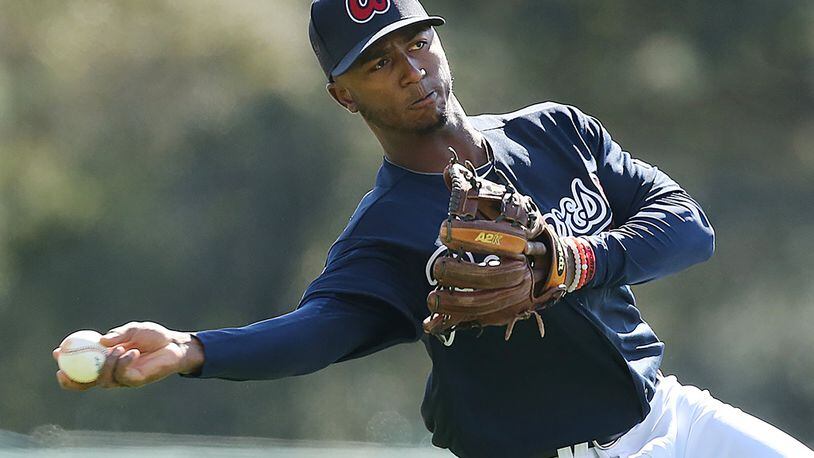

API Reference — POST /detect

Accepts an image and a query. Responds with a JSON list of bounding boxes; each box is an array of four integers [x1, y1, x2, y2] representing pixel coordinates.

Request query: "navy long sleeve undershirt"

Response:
[[192, 294, 411, 380], [574, 109, 715, 288], [585, 190, 714, 288]]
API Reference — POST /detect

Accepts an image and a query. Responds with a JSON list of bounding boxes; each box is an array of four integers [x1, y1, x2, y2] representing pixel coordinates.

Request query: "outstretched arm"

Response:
[[54, 294, 411, 390], [190, 295, 413, 381]]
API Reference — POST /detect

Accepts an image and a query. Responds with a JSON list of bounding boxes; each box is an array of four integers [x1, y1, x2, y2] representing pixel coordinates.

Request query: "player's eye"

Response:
[[372, 57, 390, 71], [410, 40, 427, 51]]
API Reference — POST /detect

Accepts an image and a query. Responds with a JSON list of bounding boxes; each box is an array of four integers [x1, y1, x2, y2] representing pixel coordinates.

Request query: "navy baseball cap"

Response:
[[309, 0, 445, 80]]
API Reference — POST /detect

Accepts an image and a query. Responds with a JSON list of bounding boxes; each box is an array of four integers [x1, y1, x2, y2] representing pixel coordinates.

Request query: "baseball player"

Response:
[[54, 1, 813, 457]]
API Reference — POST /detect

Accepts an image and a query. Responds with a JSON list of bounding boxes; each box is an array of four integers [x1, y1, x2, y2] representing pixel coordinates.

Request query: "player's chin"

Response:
[[406, 103, 448, 132], [414, 109, 448, 133]]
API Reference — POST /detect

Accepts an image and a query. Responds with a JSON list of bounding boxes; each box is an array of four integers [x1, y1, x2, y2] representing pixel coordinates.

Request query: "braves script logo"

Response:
[[425, 175, 612, 286], [346, 0, 390, 23], [542, 176, 612, 237]]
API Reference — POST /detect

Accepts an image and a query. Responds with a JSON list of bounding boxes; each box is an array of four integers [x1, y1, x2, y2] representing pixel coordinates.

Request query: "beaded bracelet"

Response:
[[575, 239, 589, 290], [565, 237, 582, 293], [580, 238, 596, 285]]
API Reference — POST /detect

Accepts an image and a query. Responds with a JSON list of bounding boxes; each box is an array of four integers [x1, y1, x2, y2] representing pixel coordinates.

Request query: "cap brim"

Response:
[[331, 16, 445, 79]]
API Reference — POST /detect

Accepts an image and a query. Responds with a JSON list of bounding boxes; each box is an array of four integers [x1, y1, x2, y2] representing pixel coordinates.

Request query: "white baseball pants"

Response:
[[556, 375, 813, 458]]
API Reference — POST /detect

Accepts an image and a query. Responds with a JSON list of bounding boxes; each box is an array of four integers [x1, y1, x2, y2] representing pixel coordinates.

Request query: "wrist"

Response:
[[173, 332, 205, 375], [562, 236, 596, 292]]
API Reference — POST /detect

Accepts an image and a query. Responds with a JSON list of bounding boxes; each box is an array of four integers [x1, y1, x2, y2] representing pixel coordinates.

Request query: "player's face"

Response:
[[330, 25, 453, 134]]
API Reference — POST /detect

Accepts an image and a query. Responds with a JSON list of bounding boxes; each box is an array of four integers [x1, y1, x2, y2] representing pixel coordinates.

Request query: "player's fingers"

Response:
[[114, 349, 143, 387], [100, 322, 142, 346], [96, 346, 126, 389], [52, 348, 60, 362], [56, 370, 95, 392]]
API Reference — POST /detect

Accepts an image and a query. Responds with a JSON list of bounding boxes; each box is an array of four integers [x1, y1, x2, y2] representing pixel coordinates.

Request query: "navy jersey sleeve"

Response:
[[572, 108, 716, 287], [189, 293, 413, 381], [300, 236, 429, 337]]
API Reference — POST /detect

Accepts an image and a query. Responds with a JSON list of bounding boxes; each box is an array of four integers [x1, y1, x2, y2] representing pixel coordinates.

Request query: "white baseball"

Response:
[[58, 330, 109, 383]]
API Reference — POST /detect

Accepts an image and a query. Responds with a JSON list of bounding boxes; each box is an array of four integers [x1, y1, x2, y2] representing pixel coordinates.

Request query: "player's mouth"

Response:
[[410, 91, 437, 109]]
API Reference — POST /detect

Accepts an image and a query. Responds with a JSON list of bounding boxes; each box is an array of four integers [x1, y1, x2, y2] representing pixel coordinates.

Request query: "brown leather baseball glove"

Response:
[[423, 151, 571, 342]]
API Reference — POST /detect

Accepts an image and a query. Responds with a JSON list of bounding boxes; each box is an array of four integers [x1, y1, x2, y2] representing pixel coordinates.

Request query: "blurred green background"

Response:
[[0, 0, 812, 449]]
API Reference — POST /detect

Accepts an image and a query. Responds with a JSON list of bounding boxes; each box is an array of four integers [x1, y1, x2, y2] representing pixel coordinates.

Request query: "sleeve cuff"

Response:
[[178, 333, 205, 378]]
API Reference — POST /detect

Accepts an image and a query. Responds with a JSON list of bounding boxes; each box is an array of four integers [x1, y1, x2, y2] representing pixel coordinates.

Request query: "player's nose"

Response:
[[400, 55, 426, 86]]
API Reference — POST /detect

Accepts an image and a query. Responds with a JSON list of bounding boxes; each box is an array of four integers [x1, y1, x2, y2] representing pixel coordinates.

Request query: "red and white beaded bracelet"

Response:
[[564, 237, 582, 293], [579, 237, 596, 286], [562, 236, 596, 292]]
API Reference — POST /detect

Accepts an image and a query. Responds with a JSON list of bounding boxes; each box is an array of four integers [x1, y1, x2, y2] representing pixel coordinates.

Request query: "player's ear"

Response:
[[327, 82, 358, 114]]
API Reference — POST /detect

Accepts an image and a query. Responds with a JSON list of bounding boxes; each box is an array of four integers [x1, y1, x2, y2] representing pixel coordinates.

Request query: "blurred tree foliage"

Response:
[[0, 0, 812, 447]]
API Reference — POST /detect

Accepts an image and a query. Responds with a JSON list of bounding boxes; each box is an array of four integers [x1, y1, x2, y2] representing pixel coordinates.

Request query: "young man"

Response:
[[55, 1, 813, 456]]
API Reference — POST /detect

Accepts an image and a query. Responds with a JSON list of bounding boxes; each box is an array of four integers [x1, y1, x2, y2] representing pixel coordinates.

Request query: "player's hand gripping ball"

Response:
[[424, 150, 570, 341], [57, 330, 109, 383]]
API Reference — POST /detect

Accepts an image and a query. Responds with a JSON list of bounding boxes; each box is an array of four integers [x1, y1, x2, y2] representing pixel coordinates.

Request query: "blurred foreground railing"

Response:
[[0, 426, 450, 457]]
